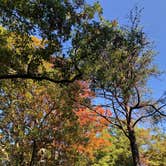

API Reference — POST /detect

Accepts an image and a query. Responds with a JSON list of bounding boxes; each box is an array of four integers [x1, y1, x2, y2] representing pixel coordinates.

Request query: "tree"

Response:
[[0, 0, 103, 84], [0, 78, 110, 165], [92, 127, 166, 166], [138, 128, 166, 166], [1, 1, 165, 165], [0, 80, 80, 165], [88, 8, 166, 166], [92, 128, 133, 166]]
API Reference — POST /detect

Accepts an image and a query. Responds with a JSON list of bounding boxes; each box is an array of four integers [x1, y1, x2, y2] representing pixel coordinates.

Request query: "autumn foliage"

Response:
[[0, 80, 111, 165]]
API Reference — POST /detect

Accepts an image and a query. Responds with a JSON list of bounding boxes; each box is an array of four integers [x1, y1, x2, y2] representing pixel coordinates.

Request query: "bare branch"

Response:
[[133, 103, 166, 127], [90, 106, 129, 138], [110, 98, 129, 137], [133, 110, 157, 127], [132, 86, 141, 109], [150, 104, 166, 116]]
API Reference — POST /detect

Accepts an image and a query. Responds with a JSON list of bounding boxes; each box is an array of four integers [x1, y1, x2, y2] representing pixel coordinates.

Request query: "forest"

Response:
[[0, 0, 166, 166]]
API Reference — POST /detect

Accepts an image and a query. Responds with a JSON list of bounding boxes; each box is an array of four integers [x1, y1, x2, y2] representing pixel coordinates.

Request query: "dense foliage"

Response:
[[0, 79, 111, 165], [0, 0, 105, 84], [92, 127, 166, 166], [0, 1, 166, 166]]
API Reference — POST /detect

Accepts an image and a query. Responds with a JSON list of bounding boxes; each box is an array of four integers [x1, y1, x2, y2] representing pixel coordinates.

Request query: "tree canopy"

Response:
[[0, 0, 101, 83], [0, 1, 166, 166]]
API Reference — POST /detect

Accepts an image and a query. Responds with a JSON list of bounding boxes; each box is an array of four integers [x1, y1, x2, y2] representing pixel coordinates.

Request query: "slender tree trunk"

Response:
[[30, 139, 37, 166], [128, 127, 141, 166]]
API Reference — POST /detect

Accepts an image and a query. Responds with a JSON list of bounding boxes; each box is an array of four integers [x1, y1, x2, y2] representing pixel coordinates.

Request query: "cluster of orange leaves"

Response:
[[73, 81, 112, 158]]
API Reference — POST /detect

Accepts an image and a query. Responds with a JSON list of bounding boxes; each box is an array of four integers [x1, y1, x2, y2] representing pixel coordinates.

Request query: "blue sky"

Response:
[[90, 0, 166, 99]]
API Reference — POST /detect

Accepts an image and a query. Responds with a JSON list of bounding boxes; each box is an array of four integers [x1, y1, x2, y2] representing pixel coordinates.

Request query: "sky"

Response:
[[89, 0, 166, 99]]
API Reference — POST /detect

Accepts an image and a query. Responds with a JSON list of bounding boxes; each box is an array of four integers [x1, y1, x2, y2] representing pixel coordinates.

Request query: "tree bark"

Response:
[[128, 127, 141, 166]]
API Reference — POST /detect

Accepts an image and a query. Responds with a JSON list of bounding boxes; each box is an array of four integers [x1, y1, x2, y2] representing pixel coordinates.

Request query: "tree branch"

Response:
[[0, 72, 82, 84], [133, 103, 166, 127], [39, 102, 58, 129], [110, 98, 129, 138], [132, 86, 141, 109], [133, 110, 157, 127]]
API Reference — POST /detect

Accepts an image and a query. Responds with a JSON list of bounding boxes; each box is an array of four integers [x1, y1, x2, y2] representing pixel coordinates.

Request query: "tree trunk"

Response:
[[128, 127, 141, 166], [30, 139, 37, 166]]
